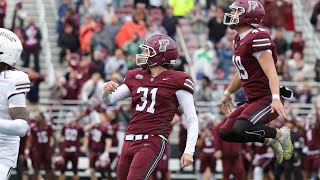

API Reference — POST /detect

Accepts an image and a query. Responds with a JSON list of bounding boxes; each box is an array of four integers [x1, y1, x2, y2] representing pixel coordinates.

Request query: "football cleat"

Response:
[[279, 126, 294, 160], [269, 139, 283, 163]]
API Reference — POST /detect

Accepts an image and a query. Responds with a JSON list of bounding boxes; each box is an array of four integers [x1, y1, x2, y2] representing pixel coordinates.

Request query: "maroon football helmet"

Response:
[[136, 34, 178, 68], [53, 155, 65, 171], [223, 0, 265, 29]]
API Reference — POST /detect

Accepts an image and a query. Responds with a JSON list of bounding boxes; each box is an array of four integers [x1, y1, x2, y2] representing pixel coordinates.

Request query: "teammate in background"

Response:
[[302, 102, 320, 179], [26, 112, 54, 180], [0, 28, 30, 179], [101, 34, 198, 180], [198, 126, 216, 180], [214, 121, 252, 180], [81, 111, 112, 180], [251, 142, 274, 180], [56, 111, 84, 180], [219, 0, 293, 164]]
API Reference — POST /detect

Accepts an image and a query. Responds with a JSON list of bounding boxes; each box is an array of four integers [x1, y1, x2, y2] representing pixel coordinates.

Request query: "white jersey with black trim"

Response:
[[0, 70, 30, 168]]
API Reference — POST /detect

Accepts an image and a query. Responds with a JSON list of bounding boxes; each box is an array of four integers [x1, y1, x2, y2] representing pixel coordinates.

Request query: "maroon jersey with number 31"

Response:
[[124, 68, 194, 138]]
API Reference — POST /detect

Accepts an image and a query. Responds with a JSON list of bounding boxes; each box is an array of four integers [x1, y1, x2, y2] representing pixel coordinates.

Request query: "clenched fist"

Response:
[[180, 153, 194, 168], [103, 81, 119, 94]]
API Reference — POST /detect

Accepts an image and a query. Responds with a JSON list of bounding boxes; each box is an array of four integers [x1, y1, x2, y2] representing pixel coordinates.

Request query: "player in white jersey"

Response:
[[0, 28, 30, 179]]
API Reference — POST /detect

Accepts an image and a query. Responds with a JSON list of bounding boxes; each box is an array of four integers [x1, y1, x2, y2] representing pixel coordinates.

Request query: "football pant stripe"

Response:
[[250, 106, 271, 124], [252, 43, 271, 47], [252, 108, 271, 124], [16, 87, 31, 90], [252, 38, 270, 42], [143, 138, 166, 180]]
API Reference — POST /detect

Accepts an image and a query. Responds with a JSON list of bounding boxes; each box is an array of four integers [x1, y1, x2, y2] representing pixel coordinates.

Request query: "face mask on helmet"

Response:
[[223, 4, 245, 26], [136, 44, 157, 66]]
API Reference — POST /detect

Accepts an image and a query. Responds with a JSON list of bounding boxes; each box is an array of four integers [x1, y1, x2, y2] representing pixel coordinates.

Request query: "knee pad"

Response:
[[232, 119, 253, 135], [219, 130, 232, 142]]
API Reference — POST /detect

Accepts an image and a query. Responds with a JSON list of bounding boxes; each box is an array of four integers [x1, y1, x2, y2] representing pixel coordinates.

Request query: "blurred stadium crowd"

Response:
[[0, 0, 320, 179]]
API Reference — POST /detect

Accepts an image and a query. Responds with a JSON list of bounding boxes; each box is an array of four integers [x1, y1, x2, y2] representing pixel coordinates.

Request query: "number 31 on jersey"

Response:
[[233, 55, 248, 80]]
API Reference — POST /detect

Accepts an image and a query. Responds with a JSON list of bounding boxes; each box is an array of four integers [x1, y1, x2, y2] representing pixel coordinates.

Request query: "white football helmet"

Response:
[[0, 28, 23, 66]]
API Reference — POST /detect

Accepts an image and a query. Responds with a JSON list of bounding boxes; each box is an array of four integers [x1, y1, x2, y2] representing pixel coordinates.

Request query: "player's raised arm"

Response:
[[101, 81, 131, 105]]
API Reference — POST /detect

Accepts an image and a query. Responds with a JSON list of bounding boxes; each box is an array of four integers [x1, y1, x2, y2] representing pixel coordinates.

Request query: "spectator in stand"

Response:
[[216, 40, 233, 80], [193, 41, 216, 80], [273, 27, 288, 57], [207, 7, 228, 44], [115, 14, 146, 49], [92, 50, 106, 79], [169, 0, 194, 18], [0, 0, 6, 28], [49, 74, 66, 101], [80, 72, 104, 102], [195, 75, 213, 101], [23, 18, 42, 72], [87, 0, 113, 19], [102, 2, 115, 25], [58, 24, 79, 65], [134, 0, 149, 8], [79, 15, 96, 53], [293, 84, 313, 104], [63, 7, 80, 36], [104, 15, 122, 55], [123, 33, 143, 58], [90, 21, 114, 53], [189, 5, 207, 48], [63, 68, 81, 100], [315, 59, 320, 82], [104, 48, 127, 80], [162, 6, 178, 40], [287, 52, 305, 81], [134, 3, 147, 22], [145, 22, 167, 40], [11, 1, 26, 30], [57, 0, 72, 35], [311, 1, 320, 30], [290, 31, 305, 57], [78, 54, 96, 84], [26, 68, 45, 105], [174, 47, 189, 72]]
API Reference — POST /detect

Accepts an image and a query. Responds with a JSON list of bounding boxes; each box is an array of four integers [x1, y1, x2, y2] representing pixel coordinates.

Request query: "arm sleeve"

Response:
[[101, 84, 131, 105], [8, 93, 27, 108], [176, 90, 198, 156], [252, 49, 272, 59], [0, 119, 29, 137]]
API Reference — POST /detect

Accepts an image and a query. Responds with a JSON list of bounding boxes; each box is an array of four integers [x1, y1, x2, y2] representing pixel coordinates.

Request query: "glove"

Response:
[[99, 152, 109, 161]]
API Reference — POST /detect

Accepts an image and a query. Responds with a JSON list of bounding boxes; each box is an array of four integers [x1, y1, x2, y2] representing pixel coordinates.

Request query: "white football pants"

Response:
[[0, 164, 12, 180]]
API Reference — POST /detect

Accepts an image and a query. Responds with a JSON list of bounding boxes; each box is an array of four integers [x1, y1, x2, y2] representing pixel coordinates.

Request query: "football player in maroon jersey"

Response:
[[219, 0, 293, 164], [57, 111, 84, 180], [25, 112, 54, 180], [101, 34, 199, 180]]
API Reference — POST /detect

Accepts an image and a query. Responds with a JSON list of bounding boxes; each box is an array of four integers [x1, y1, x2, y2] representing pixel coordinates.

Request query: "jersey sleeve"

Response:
[[179, 74, 194, 94], [6, 71, 31, 99], [123, 70, 133, 91], [251, 32, 273, 52]]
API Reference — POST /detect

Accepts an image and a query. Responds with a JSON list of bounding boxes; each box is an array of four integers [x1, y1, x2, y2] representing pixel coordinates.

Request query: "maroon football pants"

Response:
[[117, 136, 167, 180], [222, 156, 245, 180]]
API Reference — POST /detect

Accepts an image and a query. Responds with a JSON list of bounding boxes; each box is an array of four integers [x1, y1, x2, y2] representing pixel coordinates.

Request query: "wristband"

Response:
[[224, 90, 231, 97], [272, 94, 280, 99]]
